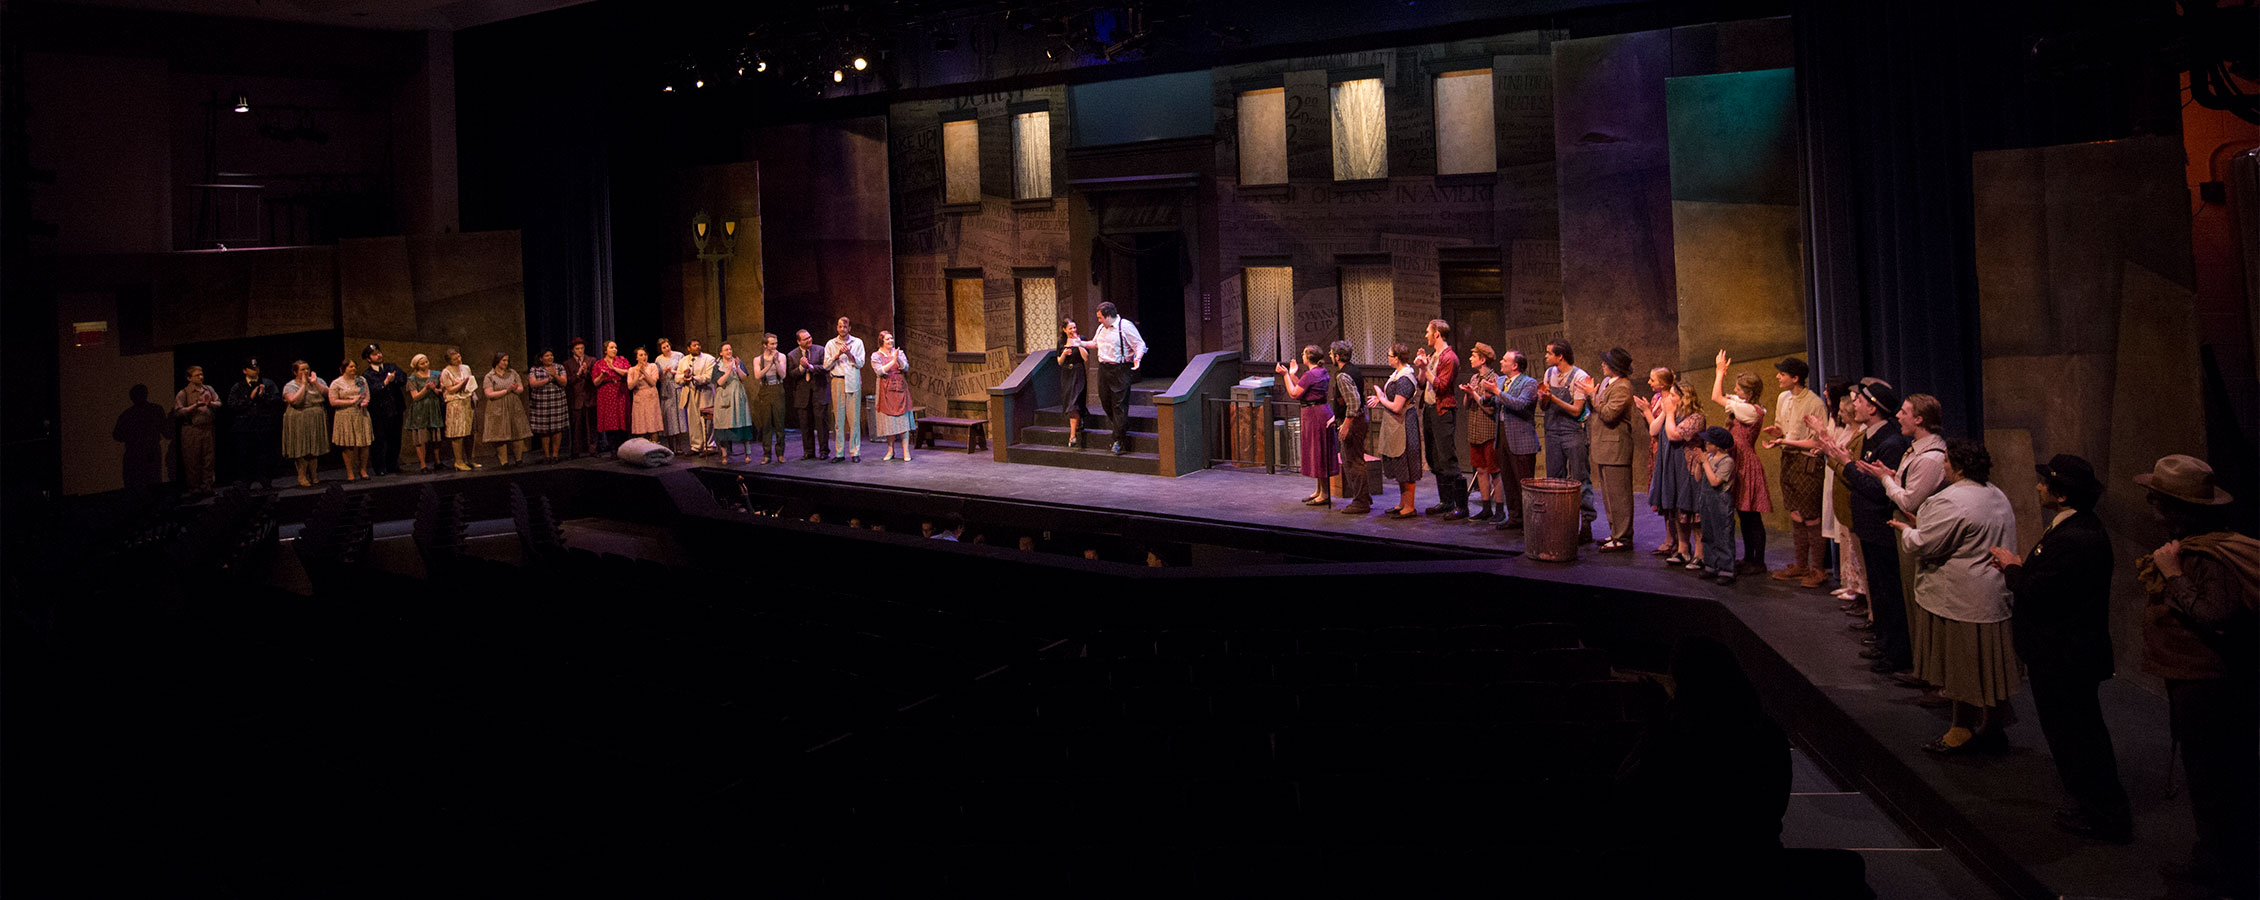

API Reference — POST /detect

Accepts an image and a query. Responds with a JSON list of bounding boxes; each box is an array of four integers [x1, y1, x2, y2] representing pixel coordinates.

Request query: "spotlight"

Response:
[[851, 56, 868, 71], [695, 79, 705, 88], [233, 93, 249, 113], [833, 69, 844, 82], [663, 85, 675, 93], [756, 59, 768, 73]]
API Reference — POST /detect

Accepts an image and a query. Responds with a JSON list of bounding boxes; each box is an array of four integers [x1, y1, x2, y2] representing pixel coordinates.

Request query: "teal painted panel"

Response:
[[1665, 68, 1797, 205]]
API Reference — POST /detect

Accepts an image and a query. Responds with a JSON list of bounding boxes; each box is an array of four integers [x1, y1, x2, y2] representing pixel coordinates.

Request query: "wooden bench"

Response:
[[916, 416, 989, 453]]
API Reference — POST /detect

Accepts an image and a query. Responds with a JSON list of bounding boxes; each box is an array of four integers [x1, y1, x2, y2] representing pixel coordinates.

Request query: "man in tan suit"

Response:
[[1588, 347, 1640, 551]]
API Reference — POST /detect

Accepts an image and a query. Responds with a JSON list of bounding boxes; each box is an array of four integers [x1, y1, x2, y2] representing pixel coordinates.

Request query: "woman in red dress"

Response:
[[1711, 350, 1775, 575], [592, 339, 631, 449]]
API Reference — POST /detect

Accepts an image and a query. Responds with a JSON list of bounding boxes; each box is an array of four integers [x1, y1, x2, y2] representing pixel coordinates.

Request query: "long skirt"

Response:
[[1913, 608, 2020, 707], [1299, 404, 1340, 477]]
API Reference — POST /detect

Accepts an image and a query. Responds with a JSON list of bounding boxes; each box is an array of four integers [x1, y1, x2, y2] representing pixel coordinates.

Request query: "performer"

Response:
[[1414, 319, 1465, 519], [710, 343, 754, 463], [482, 352, 531, 467], [439, 347, 480, 471], [1460, 343, 1501, 522], [751, 333, 788, 464], [327, 358, 372, 482], [1863, 392, 1950, 689], [1697, 426, 1739, 584], [1276, 345, 1335, 507], [676, 339, 718, 456], [1366, 343, 1424, 519], [592, 340, 629, 451], [404, 354, 446, 473], [1638, 369, 1705, 565], [361, 343, 405, 477], [871, 331, 916, 462], [564, 338, 597, 457], [824, 317, 867, 462], [1813, 382, 1870, 610], [1536, 340, 1597, 542], [655, 337, 689, 453], [1057, 319, 1095, 449], [1328, 341, 1368, 516], [1895, 440, 2019, 754], [2134, 455, 2256, 899], [172, 365, 219, 497], [225, 358, 283, 491], [1070, 302, 1144, 456], [1711, 351, 1774, 576], [1590, 347, 1639, 551], [787, 330, 831, 460], [627, 347, 662, 442], [526, 349, 567, 464], [279, 360, 329, 487], [1991, 454, 2130, 842], [1492, 350, 1541, 530], [1821, 381, 1910, 674], [1763, 357, 1830, 587]]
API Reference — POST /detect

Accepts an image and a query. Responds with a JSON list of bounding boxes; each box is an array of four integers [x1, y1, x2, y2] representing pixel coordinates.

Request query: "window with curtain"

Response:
[[943, 118, 980, 205], [1242, 266, 1294, 363], [1340, 265, 1394, 365], [1330, 77, 1387, 181], [1434, 69, 1496, 175], [1237, 88, 1288, 186], [1017, 275, 1058, 353], [948, 274, 985, 351], [1013, 111, 1052, 200]]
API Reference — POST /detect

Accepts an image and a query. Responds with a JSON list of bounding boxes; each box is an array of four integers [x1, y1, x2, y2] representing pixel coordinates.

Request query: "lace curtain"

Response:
[[1019, 277, 1058, 353], [1434, 69, 1496, 175], [1331, 78, 1387, 181], [1341, 265, 1394, 366], [943, 119, 980, 204], [1244, 266, 1294, 363], [1013, 111, 1051, 200], [1237, 88, 1288, 186]]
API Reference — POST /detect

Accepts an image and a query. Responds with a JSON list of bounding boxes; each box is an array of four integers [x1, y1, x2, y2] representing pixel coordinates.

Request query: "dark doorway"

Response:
[[1102, 231, 1187, 375]]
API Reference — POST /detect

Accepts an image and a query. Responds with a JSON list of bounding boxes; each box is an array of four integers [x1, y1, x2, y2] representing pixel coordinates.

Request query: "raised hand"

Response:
[[1715, 349, 1732, 370]]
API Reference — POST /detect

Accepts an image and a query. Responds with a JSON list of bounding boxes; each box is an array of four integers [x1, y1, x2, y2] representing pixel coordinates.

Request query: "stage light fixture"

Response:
[[833, 68, 845, 82], [233, 94, 249, 113], [663, 85, 675, 93], [852, 56, 868, 71], [695, 79, 705, 88], [757, 59, 768, 73]]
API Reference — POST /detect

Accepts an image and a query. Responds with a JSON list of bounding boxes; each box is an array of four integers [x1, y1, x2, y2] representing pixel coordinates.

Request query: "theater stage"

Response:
[[245, 445, 2191, 900]]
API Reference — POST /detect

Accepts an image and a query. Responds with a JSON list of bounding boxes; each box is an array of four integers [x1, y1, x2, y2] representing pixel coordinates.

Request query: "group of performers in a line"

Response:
[[176, 317, 922, 493]]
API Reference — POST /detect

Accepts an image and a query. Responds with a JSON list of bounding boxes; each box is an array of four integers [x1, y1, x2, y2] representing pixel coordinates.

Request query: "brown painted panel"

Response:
[[339, 236, 416, 340]]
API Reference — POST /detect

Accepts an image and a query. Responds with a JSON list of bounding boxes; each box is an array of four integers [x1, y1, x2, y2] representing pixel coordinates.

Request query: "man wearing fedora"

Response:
[[1989, 454, 2129, 843], [2135, 454, 2257, 899]]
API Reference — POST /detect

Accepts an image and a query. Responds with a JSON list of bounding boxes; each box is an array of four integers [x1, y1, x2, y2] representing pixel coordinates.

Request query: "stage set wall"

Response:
[[751, 119, 898, 371], [889, 89, 1074, 418], [1972, 136, 2206, 685], [54, 231, 527, 495]]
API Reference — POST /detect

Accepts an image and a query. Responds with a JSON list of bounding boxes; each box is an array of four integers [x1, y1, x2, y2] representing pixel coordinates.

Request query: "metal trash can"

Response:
[[1521, 477, 1583, 562]]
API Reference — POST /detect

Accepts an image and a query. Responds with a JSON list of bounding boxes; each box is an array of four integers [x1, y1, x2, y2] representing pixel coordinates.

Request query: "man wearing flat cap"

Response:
[[1989, 454, 2128, 843], [2134, 454, 2257, 899]]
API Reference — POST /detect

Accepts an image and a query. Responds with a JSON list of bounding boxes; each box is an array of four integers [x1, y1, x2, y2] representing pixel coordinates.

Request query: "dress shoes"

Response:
[[1859, 647, 1882, 659], [1112, 441, 1126, 455], [1867, 659, 1899, 673], [1849, 620, 1873, 632], [1494, 518, 1521, 531], [1425, 502, 1455, 516], [1913, 689, 1952, 708], [1860, 635, 1877, 646], [1799, 569, 1831, 589], [1734, 561, 1770, 577], [2051, 810, 2131, 843], [1889, 672, 1934, 689], [1922, 729, 2007, 756], [1770, 564, 1809, 581], [1441, 508, 1468, 521], [1339, 503, 1371, 515]]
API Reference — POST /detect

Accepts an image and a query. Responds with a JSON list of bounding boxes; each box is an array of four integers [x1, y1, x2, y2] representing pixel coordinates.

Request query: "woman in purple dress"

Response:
[[1276, 344, 1339, 507]]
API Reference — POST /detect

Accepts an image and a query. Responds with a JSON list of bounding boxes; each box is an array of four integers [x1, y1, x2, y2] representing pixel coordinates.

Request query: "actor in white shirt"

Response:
[[824, 316, 868, 462]]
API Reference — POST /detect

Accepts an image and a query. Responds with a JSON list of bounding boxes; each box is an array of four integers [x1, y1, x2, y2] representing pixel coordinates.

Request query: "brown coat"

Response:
[[1588, 376, 1638, 466]]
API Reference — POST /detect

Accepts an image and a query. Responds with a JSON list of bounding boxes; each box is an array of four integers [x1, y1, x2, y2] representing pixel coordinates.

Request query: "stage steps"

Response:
[[1006, 380, 1170, 475]]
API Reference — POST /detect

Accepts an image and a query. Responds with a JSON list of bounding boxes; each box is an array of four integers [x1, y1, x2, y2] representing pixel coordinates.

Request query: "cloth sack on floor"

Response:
[[615, 437, 674, 468]]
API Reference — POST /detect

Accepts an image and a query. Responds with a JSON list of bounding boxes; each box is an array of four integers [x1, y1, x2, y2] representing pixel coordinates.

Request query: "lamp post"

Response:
[[692, 211, 738, 346]]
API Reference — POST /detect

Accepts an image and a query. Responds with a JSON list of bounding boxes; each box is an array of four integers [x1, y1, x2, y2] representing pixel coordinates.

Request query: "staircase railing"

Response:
[[986, 350, 1060, 465], [1152, 350, 1243, 477]]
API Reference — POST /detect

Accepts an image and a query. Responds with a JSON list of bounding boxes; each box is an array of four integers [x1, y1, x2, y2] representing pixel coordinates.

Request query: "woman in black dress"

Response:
[[1056, 318, 1097, 449]]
